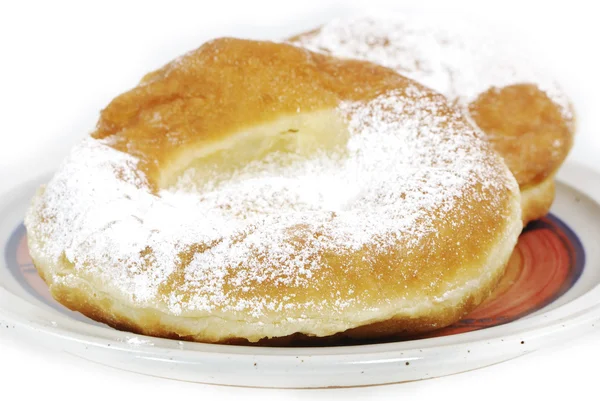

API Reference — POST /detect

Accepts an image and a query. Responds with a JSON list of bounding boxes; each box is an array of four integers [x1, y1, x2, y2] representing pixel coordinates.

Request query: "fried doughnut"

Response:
[[25, 38, 521, 344], [290, 15, 575, 224]]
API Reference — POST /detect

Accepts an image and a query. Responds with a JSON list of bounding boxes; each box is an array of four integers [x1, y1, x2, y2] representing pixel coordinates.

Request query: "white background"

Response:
[[1, 0, 599, 399]]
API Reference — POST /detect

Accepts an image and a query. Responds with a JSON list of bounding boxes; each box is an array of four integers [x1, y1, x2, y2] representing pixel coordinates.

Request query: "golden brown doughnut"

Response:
[[25, 38, 521, 344], [289, 15, 575, 224]]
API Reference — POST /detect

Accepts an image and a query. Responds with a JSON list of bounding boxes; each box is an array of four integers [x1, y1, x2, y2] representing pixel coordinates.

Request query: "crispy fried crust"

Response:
[[468, 84, 574, 190], [469, 86, 572, 224], [38, 235, 510, 346]]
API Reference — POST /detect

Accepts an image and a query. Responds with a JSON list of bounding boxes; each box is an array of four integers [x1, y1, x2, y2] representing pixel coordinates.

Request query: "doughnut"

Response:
[[289, 15, 575, 224], [25, 38, 521, 344]]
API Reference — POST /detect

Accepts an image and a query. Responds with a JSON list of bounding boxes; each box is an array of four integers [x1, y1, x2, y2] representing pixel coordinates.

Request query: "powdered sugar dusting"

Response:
[[292, 14, 572, 120], [25, 87, 513, 320]]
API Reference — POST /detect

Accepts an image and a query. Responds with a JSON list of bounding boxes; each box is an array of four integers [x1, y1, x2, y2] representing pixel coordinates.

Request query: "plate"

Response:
[[1, 162, 600, 388]]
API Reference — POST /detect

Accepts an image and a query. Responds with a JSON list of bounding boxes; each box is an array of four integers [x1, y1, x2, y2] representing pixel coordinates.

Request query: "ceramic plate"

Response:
[[1, 162, 599, 388]]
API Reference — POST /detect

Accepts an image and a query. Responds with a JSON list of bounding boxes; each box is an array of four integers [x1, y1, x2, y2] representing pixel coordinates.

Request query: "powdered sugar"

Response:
[[25, 88, 512, 320], [292, 14, 572, 120]]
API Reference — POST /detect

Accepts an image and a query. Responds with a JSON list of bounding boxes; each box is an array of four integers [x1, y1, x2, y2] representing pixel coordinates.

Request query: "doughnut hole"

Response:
[[468, 84, 573, 188], [158, 110, 348, 190]]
